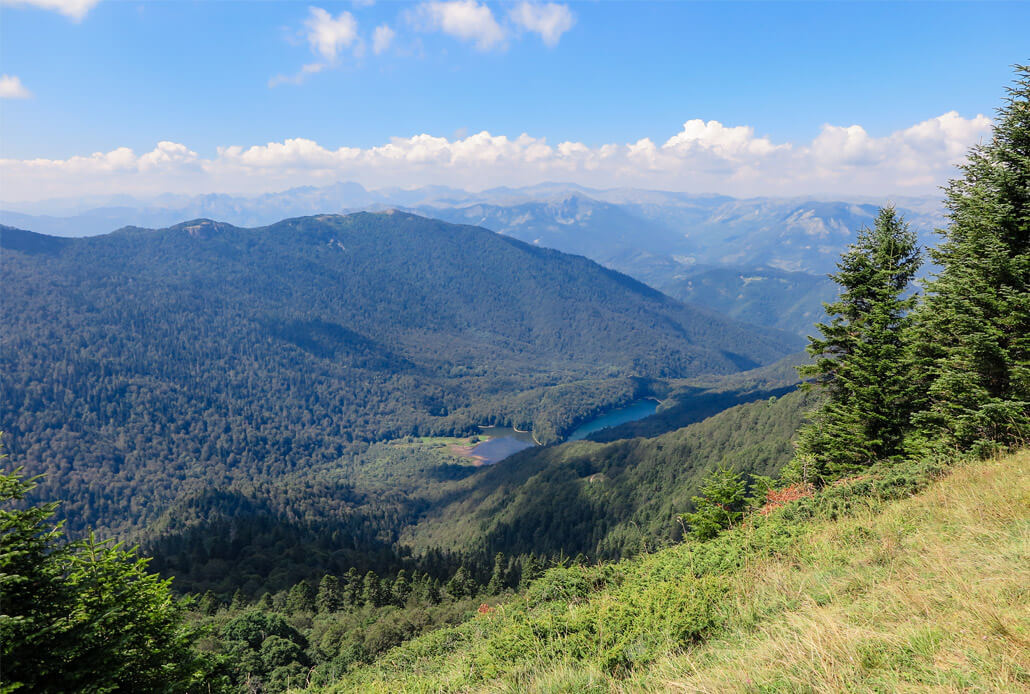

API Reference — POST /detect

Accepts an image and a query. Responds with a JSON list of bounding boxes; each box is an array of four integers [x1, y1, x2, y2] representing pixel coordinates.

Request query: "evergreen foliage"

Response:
[[317, 575, 343, 614], [0, 461, 221, 693], [794, 206, 922, 480], [679, 465, 748, 541], [911, 65, 1030, 454]]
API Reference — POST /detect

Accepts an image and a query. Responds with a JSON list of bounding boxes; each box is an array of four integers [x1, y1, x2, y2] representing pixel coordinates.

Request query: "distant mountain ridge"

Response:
[[2, 183, 942, 336], [1, 183, 943, 274]]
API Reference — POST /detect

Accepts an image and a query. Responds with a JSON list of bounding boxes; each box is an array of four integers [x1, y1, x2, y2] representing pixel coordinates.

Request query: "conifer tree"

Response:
[[361, 570, 385, 607], [679, 465, 747, 541], [316, 574, 343, 613], [795, 206, 922, 479], [0, 463, 220, 692], [229, 588, 247, 612], [518, 554, 542, 589], [342, 567, 361, 605], [911, 65, 1030, 454], [486, 552, 508, 594], [391, 569, 411, 606], [286, 580, 315, 613], [199, 590, 220, 616], [445, 566, 476, 599]]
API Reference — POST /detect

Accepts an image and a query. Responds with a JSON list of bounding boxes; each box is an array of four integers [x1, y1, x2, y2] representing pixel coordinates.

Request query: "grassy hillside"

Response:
[[316, 449, 1029, 692]]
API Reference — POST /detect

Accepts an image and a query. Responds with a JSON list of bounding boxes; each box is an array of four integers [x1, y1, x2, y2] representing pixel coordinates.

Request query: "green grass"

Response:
[[309, 450, 1029, 692]]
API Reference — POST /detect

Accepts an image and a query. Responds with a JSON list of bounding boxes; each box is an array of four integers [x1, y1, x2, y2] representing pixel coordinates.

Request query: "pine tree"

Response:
[[795, 206, 922, 479], [229, 588, 247, 612], [256, 592, 274, 611], [911, 65, 1030, 454], [285, 580, 315, 614], [518, 554, 542, 590], [315, 574, 343, 613], [361, 570, 385, 607], [486, 552, 508, 594], [199, 590, 220, 615], [391, 569, 411, 606], [0, 463, 221, 692], [445, 566, 476, 599], [679, 465, 747, 541], [342, 567, 361, 606]]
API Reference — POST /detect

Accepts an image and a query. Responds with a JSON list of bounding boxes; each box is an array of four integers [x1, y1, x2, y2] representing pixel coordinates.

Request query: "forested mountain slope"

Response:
[[403, 388, 815, 562], [143, 384, 812, 596], [0, 212, 797, 534]]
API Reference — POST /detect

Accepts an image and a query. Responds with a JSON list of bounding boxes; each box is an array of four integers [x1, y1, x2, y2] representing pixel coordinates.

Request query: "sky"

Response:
[[1, 0, 1028, 202]]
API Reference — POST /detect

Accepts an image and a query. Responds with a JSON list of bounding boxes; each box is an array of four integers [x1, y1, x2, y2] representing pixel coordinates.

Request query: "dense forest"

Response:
[[0, 212, 798, 534], [1, 66, 1027, 694], [141, 383, 812, 597]]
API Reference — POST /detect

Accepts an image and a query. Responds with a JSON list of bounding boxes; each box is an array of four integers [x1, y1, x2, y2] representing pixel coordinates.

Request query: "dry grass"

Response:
[[620, 450, 1030, 693]]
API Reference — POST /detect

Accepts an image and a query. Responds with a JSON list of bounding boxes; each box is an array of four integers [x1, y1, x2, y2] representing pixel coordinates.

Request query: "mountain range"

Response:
[[3, 183, 942, 337]]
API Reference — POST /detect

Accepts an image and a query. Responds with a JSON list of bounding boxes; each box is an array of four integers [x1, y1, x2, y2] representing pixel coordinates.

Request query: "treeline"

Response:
[[138, 385, 812, 599], [786, 69, 1029, 482]]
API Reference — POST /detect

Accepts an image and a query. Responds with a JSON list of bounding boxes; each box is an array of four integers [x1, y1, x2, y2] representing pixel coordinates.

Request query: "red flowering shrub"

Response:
[[758, 483, 814, 515]]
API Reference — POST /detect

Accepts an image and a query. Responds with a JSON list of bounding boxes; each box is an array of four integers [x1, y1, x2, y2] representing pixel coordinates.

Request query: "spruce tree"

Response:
[[0, 464, 220, 692], [315, 574, 343, 613], [361, 570, 385, 607], [391, 570, 411, 606], [486, 552, 508, 594], [911, 65, 1030, 454], [679, 465, 747, 541], [795, 206, 922, 479], [285, 580, 315, 613]]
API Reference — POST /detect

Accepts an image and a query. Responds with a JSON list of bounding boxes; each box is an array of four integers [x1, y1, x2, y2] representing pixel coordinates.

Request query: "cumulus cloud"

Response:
[[0, 74, 32, 99], [663, 119, 786, 158], [305, 7, 359, 62], [0, 113, 993, 201], [373, 24, 395, 55], [509, 2, 574, 46], [412, 0, 506, 51], [1, 0, 99, 20]]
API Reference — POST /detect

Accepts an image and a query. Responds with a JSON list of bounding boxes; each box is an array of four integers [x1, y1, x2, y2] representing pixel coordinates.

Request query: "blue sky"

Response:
[[1, 1, 1028, 201]]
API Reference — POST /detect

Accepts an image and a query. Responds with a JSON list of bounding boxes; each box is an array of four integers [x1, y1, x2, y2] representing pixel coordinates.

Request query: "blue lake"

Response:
[[471, 399, 660, 464], [565, 399, 659, 441], [468, 426, 537, 464]]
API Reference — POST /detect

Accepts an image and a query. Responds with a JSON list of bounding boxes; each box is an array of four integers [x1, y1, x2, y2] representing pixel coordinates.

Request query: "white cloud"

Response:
[[0, 113, 993, 201], [509, 2, 574, 46], [0, 74, 32, 99], [663, 119, 786, 158], [1, 0, 99, 20], [412, 0, 505, 51], [373, 24, 395, 55], [137, 141, 199, 171], [305, 6, 359, 62]]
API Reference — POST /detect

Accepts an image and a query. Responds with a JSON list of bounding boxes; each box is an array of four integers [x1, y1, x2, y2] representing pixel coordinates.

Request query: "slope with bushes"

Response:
[[319, 449, 1029, 693]]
